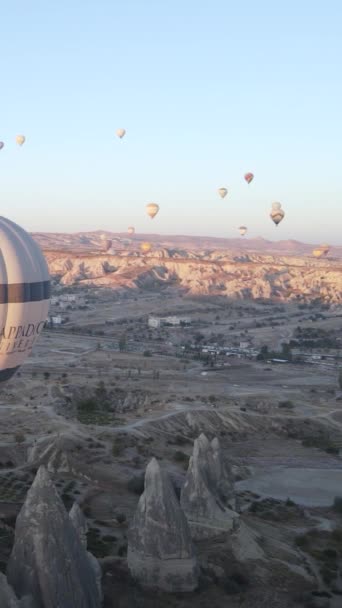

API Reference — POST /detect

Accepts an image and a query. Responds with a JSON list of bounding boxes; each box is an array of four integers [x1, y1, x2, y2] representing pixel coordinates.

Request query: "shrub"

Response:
[[14, 433, 25, 444], [173, 450, 189, 463], [127, 474, 145, 495], [112, 441, 125, 457], [325, 446, 340, 455], [333, 496, 342, 513], [278, 400, 294, 409]]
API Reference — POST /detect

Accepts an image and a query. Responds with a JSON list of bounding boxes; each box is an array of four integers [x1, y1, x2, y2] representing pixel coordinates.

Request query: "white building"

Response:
[[239, 341, 250, 350], [49, 315, 63, 326], [148, 315, 191, 329], [148, 316, 161, 328]]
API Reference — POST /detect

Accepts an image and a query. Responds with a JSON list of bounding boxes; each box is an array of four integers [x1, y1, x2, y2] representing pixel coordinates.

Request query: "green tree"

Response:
[[119, 334, 127, 352], [338, 368, 342, 390]]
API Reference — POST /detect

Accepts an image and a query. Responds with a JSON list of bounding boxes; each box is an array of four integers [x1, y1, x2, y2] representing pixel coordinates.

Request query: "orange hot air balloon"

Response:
[[244, 172, 254, 184]]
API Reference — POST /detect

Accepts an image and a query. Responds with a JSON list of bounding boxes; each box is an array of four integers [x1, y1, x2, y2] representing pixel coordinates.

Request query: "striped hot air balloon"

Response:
[[0, 216, 50, 383]]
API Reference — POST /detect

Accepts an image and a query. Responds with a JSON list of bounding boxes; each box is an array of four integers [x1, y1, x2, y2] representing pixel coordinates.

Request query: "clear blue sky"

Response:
[[1, 0, 341, 244]]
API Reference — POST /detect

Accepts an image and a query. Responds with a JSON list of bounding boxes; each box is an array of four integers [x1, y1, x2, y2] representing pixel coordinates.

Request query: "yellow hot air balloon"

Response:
[[16, 135, 26, 146], [116, 128, 126, 139], [141, 242, 152, 253], [218, 188, 228, 199], [238, 226, 247, 237], [146, 203, 159, 219], [128, 226, 135, 235], [313, 244, 330, 258], [312, 248, 324, 258]]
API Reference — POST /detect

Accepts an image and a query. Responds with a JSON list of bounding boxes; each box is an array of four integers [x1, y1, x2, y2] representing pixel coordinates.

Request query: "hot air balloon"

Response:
[[218, 188, 228, 199], [0, 216, 50, 383], [313, 244, 330, 258], [238, 226, 247, 237], [116, 129, 126, 139], [128, 226, 135, 235], [16, 135, 25, 146], [146, 203, 159, 219], [0, 142, 4, 150], [104, 240, 112, 252], [244, 172, 254, 184], [312, 248, 324, 258], [141, 242, 152, 253], [270, 204, 285, 226]]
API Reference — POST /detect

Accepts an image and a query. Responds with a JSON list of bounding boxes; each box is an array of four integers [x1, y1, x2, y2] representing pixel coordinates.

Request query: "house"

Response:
[[148, 316, 191, 328]]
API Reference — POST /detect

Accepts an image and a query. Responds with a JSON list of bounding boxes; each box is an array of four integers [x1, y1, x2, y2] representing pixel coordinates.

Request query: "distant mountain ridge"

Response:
[[31, 231, 342, 258]]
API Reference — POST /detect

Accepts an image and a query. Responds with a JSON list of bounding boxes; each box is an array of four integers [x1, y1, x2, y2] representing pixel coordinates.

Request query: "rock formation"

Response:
[[0, 572, 37, 607], [180, 434, 238, 539], [210, 437, 236, 508], [69, 502, 103, 601], [127, 457, 198, 592], [69, 502, 88, 548], [43, 245, 342, 303], [27, 434, 76, 475], [180, 434, 264, 560], [7, 466, 101, 608]]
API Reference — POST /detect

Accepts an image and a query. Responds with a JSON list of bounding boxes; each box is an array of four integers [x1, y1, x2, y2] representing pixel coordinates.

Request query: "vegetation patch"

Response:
[[295, 528, 342, 589]]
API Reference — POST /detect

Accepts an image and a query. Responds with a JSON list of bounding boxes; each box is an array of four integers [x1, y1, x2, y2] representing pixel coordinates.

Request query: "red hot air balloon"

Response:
[[244, 172, 254, 184]]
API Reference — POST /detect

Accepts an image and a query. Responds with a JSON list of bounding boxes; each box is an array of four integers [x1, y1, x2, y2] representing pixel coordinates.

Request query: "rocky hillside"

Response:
[[44, 247, 342, 303]]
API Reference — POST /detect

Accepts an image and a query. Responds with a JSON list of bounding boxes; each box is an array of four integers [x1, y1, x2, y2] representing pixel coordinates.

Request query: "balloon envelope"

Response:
[[0, 216, 50, 383], [238, 226, 247, 236], [313, 244, 330, 258], [218, 188, 228, 199], [146, 203, 159, 219], [244, 172, 254, 184], [127, 226, 135, 235], [141, 242, 152, 253], [116, 129, 126, 139], [16, 135, 25, 146], [312, 249, 324, 258], [0, 142, 4, 150], [270, 208, 285, 225]]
